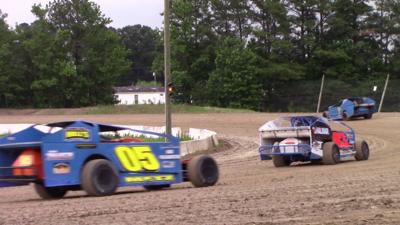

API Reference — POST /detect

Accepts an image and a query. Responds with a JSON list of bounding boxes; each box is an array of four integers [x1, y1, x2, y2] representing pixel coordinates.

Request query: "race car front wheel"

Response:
[[34, 183, 68, 199], [355, 140, 370, 161], [187, 155, 219, 187], [81, 159, 119, 196]]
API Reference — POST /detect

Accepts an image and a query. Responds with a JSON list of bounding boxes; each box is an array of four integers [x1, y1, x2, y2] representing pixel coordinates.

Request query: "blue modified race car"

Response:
[[0, 120, 219, 199], [259, 116, 370, 167], [323, 97, 376, 120]]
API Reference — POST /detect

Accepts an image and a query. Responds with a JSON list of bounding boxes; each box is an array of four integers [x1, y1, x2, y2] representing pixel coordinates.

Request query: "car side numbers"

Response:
[[115, 146, 160, 172]]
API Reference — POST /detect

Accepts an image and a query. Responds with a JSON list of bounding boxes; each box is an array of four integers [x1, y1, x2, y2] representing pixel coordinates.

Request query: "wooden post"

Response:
[[378, 74, 390, 113], [164, 0, 172, 135], [316, 74, 325, 113]]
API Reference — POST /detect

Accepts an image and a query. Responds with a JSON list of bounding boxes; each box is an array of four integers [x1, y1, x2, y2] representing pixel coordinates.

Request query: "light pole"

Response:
[[164, 0, 172, 136]]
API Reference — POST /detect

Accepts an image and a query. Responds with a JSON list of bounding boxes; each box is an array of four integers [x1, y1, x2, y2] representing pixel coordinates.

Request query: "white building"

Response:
[[114, 86, 165, 105]]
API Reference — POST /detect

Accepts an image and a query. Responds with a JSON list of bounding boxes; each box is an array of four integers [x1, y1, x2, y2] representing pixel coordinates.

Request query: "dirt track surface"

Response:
[[0, 112, 399, 225]]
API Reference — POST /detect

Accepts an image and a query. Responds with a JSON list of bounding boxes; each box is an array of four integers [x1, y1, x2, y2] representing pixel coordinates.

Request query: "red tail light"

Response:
[[12, 149, 43, 178]]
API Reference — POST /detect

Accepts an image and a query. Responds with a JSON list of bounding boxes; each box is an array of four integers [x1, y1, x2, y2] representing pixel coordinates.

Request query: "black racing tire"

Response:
[[364, 114, 372, 119], [355, 140, 370, 161], [342, 112, 350, 121], [187, 155, 219, 187], [81, 159, 119, 197], [34, 183, 68, 199], [322, 142, 340, 165], [272, 155, 291, 167], [144, 184, 171, 191]]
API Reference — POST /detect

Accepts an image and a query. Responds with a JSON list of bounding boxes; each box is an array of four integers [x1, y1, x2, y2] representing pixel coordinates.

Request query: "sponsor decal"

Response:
[[165, 149, 175, 154], [53, 163, 71, 174], [125, 175, 174, 183], [46, 151, 74, 161], [7, 136, 16, 141], [65, 128, 90, 140], [159, 155, 180, 160], [313, 127, 330, 135], [312, 141, 323, 150], [162, 161, 176, 168]]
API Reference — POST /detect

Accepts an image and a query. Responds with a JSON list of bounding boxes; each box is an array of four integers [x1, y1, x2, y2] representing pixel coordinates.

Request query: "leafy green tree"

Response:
[[118, 25, 160, 85], [169, 0, 217, 103], [367, 0, 400, 78], [35, 0, 130, 107], [208, 37, 262, 110], [0, 10, 15, 106], [324, 0, 373, 80], [211, 0, 251, 40], [287, 0, 318, 65]]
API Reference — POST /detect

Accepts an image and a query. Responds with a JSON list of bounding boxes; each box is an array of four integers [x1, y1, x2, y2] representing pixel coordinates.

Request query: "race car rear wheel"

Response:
[[342, 112, 350, 121], [355, 140, 370, 161], [81, 159, 119, 196], [272, 155, 291, 167], [322, 142, 340, 165], [34, 183, 67, 199], [187, 155, 219, 187], [144, 184, 171, 191], [364, 114, 372, 119]]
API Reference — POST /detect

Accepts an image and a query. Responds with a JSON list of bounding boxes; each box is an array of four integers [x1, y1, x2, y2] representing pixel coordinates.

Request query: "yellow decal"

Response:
[[125, 175, 174, 183], [65, 129, 90, 140], [115, 146, 160, 172]]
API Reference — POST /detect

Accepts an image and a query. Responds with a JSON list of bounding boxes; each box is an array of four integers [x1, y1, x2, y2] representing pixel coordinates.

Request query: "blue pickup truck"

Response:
[[0, 120, 219, 199], [323, 97, 376, 120]]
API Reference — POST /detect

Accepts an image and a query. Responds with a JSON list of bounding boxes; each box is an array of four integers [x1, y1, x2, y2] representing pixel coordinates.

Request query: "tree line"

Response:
[[0, 0, 399, 111]]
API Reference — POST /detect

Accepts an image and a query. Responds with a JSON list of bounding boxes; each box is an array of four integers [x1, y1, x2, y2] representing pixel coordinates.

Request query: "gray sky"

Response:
[[1, 0, 164, 28]]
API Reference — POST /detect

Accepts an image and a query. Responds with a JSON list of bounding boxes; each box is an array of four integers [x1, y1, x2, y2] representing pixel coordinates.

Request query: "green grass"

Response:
[[87, 104, 254, 115]]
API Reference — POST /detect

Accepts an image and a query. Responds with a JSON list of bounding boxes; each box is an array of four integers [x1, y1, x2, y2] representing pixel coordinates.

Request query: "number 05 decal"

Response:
[[115, 146, 160, 172]]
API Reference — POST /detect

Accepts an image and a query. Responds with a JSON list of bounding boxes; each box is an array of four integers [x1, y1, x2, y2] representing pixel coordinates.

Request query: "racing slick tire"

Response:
[[34, 183, 68, 199], [81, 159, 119, 196], [342, 112, 350, 121], [144, 184, 171, 191], [187, 155, 219, 187], [322, 142, 340, 165], [272, 155, 291, 167], [364, 114, 372, 119], [355, 140, 370, 161]]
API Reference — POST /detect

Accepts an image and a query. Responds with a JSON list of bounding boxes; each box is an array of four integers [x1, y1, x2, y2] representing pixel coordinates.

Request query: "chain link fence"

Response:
[[264, 77, 399, 112]]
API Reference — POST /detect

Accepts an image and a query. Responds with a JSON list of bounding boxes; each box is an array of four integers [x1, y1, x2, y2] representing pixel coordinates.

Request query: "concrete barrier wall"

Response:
[[180, 128, 219, 156], [0, 124, 218, 156]]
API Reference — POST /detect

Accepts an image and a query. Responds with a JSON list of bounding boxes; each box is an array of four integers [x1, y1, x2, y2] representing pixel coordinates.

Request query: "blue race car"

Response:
[[259, 116, 370, 167], [323, 97, 376, 120], [0, 120, 219, 199]]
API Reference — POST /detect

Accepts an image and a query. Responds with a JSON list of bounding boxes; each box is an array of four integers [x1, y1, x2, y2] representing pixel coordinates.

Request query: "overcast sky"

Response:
[[1, 0, 164, 28]]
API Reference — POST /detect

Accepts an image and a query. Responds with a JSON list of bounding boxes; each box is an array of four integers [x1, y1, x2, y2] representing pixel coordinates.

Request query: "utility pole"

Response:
[[164, 0, 172, 135], [378, 74, 390, 113], [316, 74, 325, 113]]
